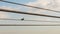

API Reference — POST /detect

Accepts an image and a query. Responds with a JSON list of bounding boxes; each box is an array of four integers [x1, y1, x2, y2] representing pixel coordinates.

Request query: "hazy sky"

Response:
[[0, 0, 60, 34], [0, 0, 60, 23]]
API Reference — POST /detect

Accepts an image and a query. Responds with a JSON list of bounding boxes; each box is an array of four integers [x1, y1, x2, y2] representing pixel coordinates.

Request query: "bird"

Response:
[[21, 18, 24, 21]]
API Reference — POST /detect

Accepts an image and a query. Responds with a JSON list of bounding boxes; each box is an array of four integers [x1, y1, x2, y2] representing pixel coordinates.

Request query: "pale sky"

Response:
[[0, 0, 60, 34], [0, 0, 60, 21]]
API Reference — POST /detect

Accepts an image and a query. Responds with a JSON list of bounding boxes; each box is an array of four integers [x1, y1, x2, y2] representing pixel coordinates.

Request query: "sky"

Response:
[[0, 0, 60, 22], [1, 0, 60, 34]]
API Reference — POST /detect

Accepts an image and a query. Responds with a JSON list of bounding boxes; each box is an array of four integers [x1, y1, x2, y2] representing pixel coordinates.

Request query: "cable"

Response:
[[24, 20, 60, 22], [0, 9, 60, 18], [0, 18, 60, 22], [0, 24, 60, 26], [0, 18, 21, 20], [0, 0, 60, 13]]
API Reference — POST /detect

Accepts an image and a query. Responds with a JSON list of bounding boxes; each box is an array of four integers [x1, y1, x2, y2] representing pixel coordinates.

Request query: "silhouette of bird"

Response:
[[21, 18, 24, 21]]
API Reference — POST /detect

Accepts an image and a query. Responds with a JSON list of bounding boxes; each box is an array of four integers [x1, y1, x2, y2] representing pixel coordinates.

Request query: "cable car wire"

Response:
[[0, 24, 59, 26], [0, 0, 60, 13], [0, 9, 60, 18], [0, 18, 60, 22], [0, 18, 60, 26]]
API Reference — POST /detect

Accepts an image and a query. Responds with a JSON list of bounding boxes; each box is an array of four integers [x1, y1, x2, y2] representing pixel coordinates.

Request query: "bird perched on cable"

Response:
[[21, 18, 24, 21]]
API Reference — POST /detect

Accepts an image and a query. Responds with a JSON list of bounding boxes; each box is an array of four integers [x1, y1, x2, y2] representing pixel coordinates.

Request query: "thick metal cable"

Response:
[[0, 18, 60, 22], [0, 9, 60, 18], [0, 24, 59, 26], [0, 0, 60, 13]]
